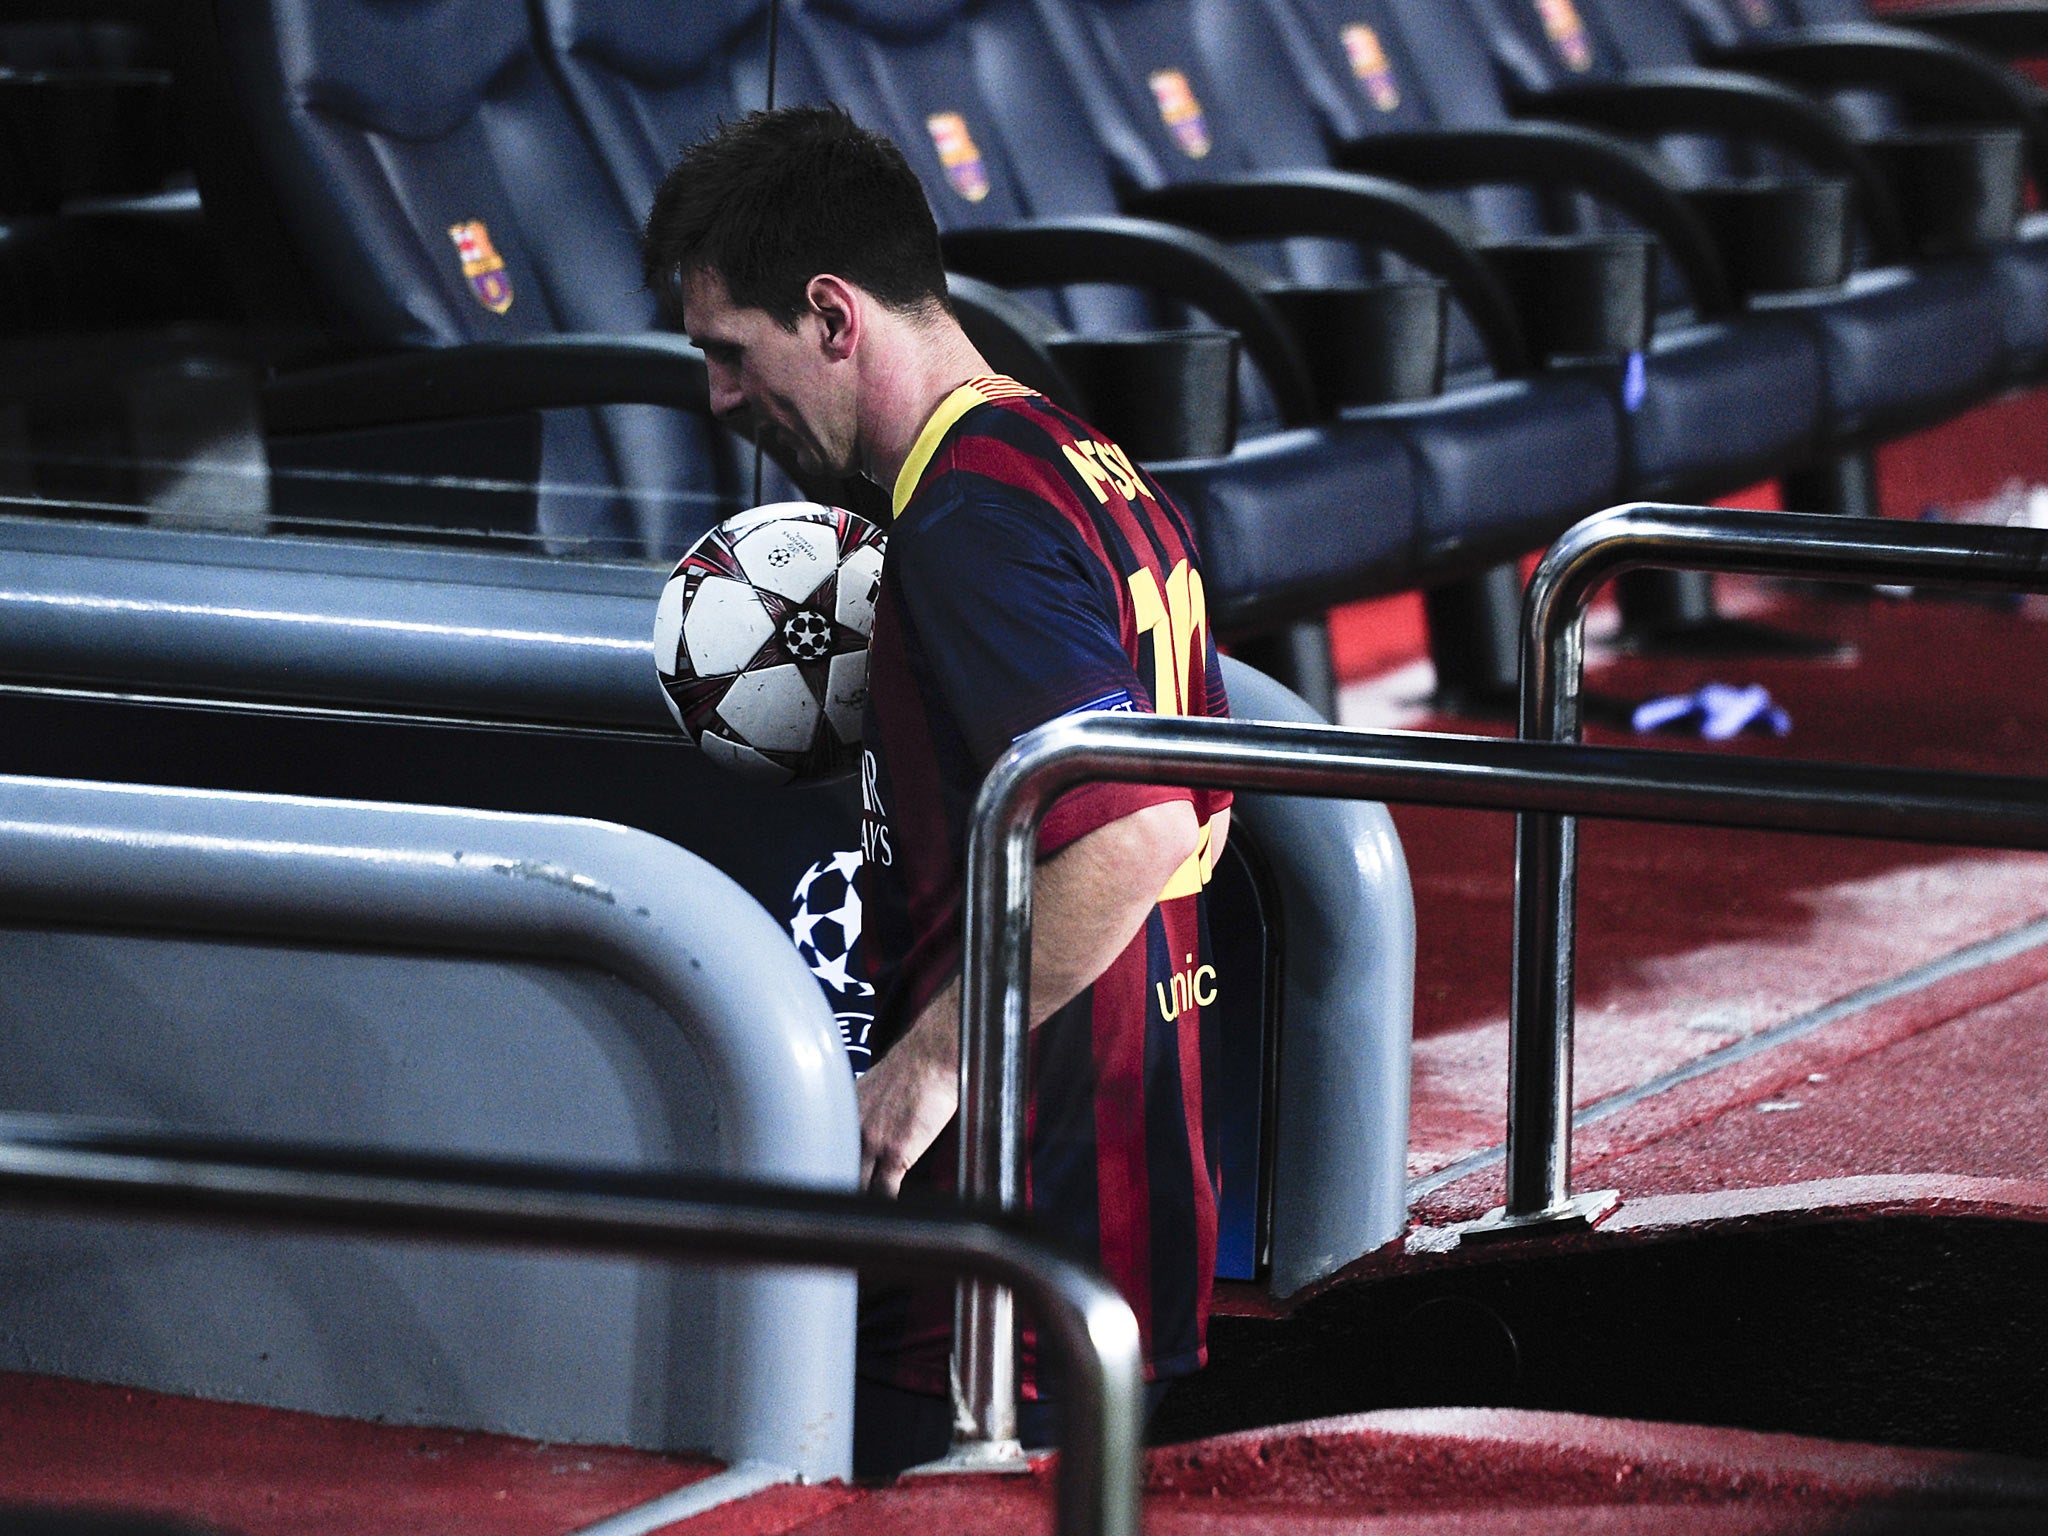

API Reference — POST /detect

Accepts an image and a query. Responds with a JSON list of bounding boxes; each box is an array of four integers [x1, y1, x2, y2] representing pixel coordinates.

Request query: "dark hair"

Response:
[[643, 104, 950, 328]]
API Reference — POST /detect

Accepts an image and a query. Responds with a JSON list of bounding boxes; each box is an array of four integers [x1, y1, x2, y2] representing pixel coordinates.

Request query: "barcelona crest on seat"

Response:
[[1341, 24, 1401, 113], [1148, 69, 1211, 160], [447, 219, 514, 314], [926, 112, 991, 203], [1533, 0, 1592, 72]]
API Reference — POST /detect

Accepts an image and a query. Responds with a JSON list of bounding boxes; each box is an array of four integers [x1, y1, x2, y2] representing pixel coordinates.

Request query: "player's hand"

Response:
[[857, 1007, 959, 1197]]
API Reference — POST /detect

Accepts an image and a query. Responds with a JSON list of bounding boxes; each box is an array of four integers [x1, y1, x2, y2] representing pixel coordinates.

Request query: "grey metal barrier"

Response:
[[0, 772, 857, 1476], [0, 1119, 1142, 1536], [949, 709, 2048, 1449], [1508, 504, 2048, 1234], [0, 513, 672, 734]]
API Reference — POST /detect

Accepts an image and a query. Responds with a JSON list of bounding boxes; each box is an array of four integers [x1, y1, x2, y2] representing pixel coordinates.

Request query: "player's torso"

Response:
[[856, 385, 1221, 1030]]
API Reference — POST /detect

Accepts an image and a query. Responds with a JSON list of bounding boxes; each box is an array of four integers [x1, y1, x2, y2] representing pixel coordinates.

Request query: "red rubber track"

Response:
[[0, 1372, 726, 1535], [1368, 512, 2048, 1183]]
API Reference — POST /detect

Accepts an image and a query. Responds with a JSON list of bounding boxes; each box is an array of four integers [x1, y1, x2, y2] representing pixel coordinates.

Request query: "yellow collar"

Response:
[[888, 375, 1036, 518]]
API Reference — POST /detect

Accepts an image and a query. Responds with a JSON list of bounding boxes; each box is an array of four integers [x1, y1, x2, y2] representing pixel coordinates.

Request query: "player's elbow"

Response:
[[1119, 799, 1203, 889]]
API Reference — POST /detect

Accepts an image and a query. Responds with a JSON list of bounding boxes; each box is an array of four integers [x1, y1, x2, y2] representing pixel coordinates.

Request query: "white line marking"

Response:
[[567, 1460, 796, 1536], [1408, 911, 2048, 1200]]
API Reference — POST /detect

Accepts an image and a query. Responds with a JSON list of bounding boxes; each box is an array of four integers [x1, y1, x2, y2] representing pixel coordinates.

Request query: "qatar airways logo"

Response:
[[859, 749, 894, 867]]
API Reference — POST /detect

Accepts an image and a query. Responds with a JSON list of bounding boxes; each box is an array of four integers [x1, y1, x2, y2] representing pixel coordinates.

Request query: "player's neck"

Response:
[[858, 309, 992, 497]]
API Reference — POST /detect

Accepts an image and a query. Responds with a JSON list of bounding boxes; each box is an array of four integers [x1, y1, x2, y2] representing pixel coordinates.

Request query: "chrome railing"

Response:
[[0, 1118, 1143, 1536], [951, 696, 2048, 1447], [1507, 504, 2048, 1232]]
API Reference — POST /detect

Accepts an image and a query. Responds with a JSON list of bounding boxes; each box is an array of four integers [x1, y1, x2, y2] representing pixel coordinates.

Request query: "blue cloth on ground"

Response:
[[1631, 683, 1790, 741]]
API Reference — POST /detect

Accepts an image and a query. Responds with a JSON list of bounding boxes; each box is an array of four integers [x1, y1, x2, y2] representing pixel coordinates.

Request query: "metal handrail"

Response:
[[951, 708, 2048, 1446], [0, 1119, 1143, 1536], [1508, 503, 2048, 1229]]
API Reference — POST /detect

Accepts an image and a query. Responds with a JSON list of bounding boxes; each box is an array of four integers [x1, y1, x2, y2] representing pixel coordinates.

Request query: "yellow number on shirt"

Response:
[[1129, 559, 1223, 898], [1128, 559, 1207, 718]]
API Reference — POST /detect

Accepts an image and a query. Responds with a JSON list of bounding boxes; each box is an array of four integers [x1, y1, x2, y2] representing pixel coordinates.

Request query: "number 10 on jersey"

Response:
[[1128, 559, 1207, 718]]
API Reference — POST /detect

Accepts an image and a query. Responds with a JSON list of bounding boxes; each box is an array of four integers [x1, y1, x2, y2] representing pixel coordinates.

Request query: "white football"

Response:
[[653, 502, 886, 785]]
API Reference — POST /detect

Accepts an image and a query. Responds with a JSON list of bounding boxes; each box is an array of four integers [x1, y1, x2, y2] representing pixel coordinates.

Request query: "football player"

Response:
[[644, 104, 1232, 1476]]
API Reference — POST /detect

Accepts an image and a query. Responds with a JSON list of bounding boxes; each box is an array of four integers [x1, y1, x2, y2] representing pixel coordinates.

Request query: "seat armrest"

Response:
[[1712, 24, 2048, 187], [1889, 4, 2048, 61], [939, 216, 1320, 426], [259, 334, 710, 436], [1529, 69, 1908, 261], [1125, 169, 1533, 377], [1334, 123, 1736, 318]]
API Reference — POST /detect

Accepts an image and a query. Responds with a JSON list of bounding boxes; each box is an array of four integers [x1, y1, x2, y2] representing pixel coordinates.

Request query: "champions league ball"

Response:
[[790, 848, 875, 1074], [653, 502, 886, 784]]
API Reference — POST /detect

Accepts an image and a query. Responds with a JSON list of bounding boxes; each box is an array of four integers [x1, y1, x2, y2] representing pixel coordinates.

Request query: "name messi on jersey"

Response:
[[1062, 437, 1152, 506]]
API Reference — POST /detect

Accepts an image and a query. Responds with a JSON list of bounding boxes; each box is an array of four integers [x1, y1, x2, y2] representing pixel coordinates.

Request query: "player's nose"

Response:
[[706, 366, 748, 425]]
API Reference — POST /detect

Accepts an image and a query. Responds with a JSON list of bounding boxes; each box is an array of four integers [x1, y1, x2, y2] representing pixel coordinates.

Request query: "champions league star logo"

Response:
[[790, 850, 875, 1074]]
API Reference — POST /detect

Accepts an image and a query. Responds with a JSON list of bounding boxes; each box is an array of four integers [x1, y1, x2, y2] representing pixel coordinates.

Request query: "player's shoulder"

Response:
[[931, 380, 1086, 475], [899, 381, 1083, 524], [929, 385, 1167, 519]]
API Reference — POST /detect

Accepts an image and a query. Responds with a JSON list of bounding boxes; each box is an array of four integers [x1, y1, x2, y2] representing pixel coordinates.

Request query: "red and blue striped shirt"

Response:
[[855, 376, 1232, 1396]]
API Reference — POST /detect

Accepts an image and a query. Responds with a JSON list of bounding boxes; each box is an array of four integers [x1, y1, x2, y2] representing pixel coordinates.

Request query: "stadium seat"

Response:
[[0, 0, 170, 70], [0, 62, 182, 216], [0, 5, 235, 509], [1022, 0, 1832, 666], [1478, 0, 2013, 468], [175, 0, 752, 558], [761, 0, 1637, 708], [538, 0, 1452, 714], [1060, 0, 1824, 513], [1661, 0, 2048, 389], [1883, 1, 2048, 81]]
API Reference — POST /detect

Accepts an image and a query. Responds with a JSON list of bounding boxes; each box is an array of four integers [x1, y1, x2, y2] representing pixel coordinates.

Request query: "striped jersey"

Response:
[[855, 375, 1233, 1397]]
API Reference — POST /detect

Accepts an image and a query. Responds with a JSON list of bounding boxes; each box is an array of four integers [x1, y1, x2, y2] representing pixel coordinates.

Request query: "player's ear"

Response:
[[807, 275, 861, 361]]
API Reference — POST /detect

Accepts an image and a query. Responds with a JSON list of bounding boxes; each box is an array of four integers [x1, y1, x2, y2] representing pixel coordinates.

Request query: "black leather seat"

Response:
[[180, 0, 745, 558], [967, 0, 1633, 549], [769, 0, 1637, 705]]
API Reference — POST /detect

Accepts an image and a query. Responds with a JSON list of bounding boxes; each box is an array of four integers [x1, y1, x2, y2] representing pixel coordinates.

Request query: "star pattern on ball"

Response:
[[653, 504, 885, 785], [788, 849, 875, 1001], [811, 948, 859, 993], [822, 883, 861, 947], [790, 905, 825, 950], [783, 609, 833, 661]]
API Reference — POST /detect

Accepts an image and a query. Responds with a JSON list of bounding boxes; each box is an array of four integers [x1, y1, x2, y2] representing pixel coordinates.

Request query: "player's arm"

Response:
[[858, 798, 1199, 1196]]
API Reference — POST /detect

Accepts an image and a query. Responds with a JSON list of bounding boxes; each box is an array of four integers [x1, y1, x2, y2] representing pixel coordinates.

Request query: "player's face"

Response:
[[681, 269, 858, 480]]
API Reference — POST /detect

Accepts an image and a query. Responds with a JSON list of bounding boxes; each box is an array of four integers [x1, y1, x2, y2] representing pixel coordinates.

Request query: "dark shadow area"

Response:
[[1158, 1216, 2048, 1458]]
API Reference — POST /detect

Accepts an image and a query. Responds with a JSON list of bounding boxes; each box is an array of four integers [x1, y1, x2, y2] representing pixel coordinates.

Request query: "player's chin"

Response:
[[760, 432, 827, 478]]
